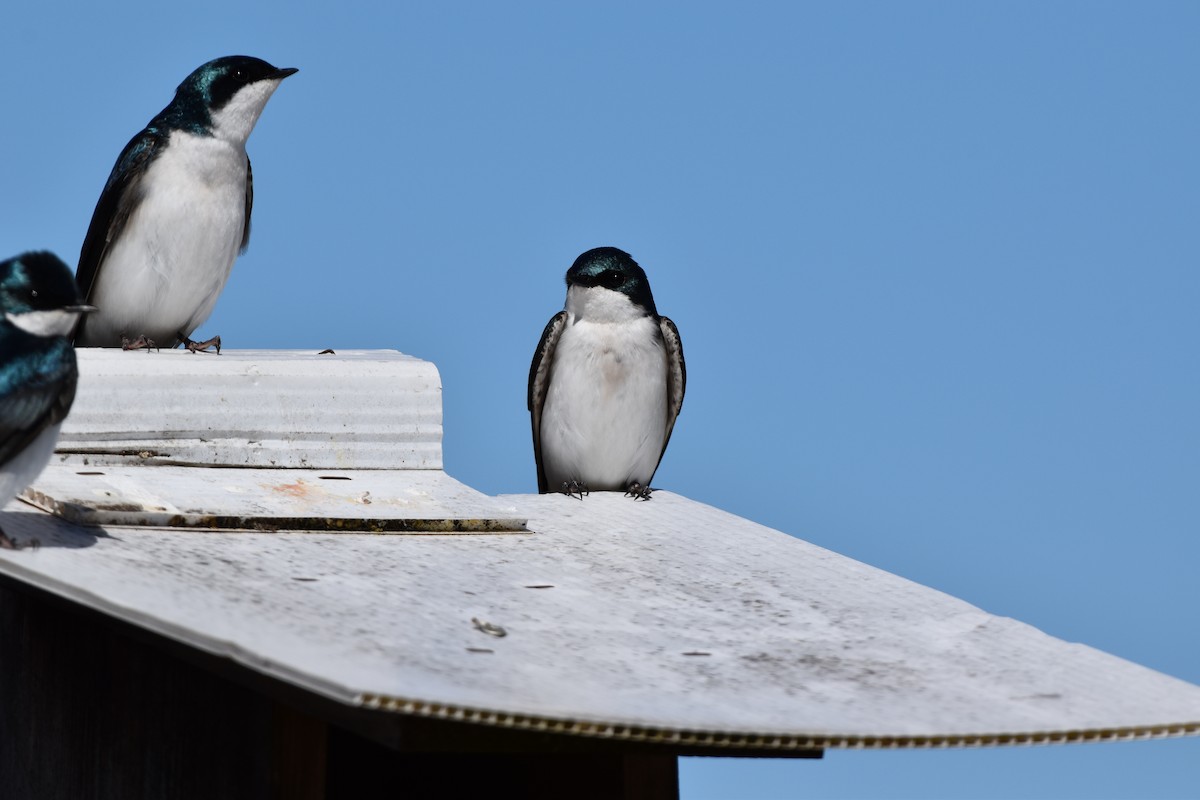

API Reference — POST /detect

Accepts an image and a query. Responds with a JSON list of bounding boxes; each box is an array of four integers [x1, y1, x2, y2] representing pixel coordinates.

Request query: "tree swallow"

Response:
[[0, 252, 91, 549], [528, 247, 686, 499], [73, 55, 297, 351]]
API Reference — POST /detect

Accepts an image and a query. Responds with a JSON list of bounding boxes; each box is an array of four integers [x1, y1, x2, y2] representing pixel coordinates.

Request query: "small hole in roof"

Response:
[[318, 476, 352, 480]]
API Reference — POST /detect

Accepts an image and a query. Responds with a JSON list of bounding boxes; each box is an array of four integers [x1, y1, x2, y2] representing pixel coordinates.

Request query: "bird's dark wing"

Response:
[[75, 128, 164, 308], [0, 335, 78, 468], [654, 316, 686, 477], [528, 312, 566, 493], [241, 155, 253, 253]]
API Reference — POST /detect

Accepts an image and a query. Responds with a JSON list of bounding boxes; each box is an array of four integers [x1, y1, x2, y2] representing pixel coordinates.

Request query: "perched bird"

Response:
[[528, 247, 685, 499], [73, 55, 297, 351], [0, 252, 92, 549]]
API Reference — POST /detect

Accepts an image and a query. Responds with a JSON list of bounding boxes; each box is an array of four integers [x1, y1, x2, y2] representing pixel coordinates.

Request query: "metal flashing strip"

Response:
[[23, 465, 526, 533]]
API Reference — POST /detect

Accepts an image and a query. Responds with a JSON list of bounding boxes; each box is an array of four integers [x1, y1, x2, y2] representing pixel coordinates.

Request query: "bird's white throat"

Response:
[[6, 308, 84, 338], [564, 285, 645, 324], [211, 78, 287, 144]]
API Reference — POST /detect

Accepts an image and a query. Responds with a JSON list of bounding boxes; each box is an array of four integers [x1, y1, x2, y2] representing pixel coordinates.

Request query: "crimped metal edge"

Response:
[[356, 692, 1200, 751]]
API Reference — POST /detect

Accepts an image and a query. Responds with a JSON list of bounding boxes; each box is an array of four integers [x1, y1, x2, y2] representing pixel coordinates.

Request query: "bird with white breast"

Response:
[[73, 55, 297, 352], [529, 247, 685, 500]]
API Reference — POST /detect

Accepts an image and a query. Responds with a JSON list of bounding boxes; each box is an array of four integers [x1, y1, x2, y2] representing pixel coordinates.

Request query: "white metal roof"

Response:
[[2, 349, 1197, 752]]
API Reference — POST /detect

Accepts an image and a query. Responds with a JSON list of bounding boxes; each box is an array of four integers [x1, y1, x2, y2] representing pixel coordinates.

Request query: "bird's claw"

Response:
[[559, 480, 589, 500], [625, 482, 654, 501], [121, 334, 158, 352], [179, 332, 221, 354]]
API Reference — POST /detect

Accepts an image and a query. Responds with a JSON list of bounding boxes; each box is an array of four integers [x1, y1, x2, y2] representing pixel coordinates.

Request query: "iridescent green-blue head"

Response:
[[565, 247, 658, 317], [163, 55, 297, 139], [0, 251, 82, 315]]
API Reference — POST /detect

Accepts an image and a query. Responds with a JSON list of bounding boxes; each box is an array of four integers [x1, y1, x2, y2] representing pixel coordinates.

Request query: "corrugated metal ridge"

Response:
[[355, 692, 1200, 750], [63, 349, 443, 470]]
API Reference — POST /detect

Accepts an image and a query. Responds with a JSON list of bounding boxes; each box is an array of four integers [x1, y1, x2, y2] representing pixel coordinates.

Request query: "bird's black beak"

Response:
[[273, 67, 299, 80], [67, 305, 95, 343]]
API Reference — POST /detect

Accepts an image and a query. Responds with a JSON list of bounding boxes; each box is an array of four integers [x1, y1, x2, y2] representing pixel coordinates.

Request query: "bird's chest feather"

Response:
[[540, 316, 668, 486], [0, 423, 62, 506], [89, 133, 248, 340], [139, 133, 247, 240], [552, 320, 663, 402]]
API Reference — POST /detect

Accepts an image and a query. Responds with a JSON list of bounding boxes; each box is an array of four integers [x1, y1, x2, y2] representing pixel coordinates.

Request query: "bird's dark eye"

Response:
[[598, 270, 624, 289]]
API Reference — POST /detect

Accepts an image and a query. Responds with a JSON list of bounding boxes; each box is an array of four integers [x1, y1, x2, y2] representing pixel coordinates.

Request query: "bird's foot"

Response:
[[121, 335, 158, 352], [559, 479, 589, 500], [0, 525, 38, 551], [179, 332, 221, 354], [625, 482, 654, 501]]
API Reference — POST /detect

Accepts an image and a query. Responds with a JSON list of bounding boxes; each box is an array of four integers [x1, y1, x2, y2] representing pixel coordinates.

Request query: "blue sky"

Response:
[[4, 2, 1198, 797]]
